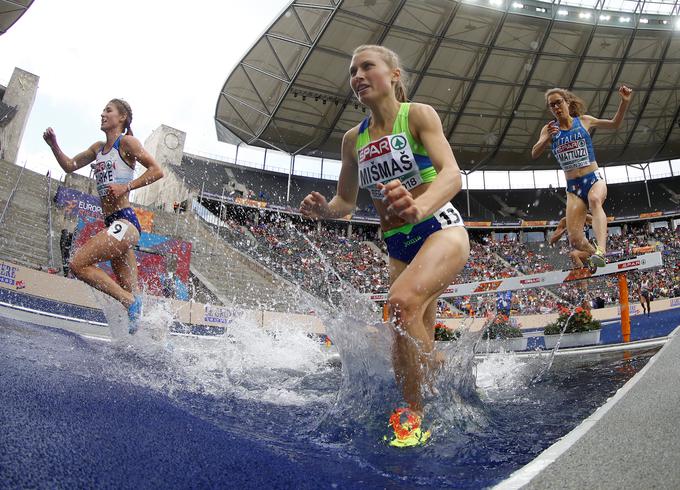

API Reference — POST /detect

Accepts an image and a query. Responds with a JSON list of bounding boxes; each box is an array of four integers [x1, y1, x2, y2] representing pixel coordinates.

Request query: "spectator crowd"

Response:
[[208, 205, 679, 317]]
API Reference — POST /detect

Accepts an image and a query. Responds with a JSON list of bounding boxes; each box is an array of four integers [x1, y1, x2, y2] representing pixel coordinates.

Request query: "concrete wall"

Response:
[[134, 125, 191, 211], [63, 172, 96, 196], [0, 258, 325, 332], [0, 68, 39, 164]]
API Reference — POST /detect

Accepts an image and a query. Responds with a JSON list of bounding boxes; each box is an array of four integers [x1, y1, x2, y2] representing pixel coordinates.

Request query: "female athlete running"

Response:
[[300, 45, 469, 447], [532, 86, 632, 269], [44, 99, 164, 333]]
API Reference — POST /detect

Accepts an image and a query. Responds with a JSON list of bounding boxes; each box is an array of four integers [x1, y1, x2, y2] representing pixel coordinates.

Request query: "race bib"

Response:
[[434, 202, 463, 229], [554, 138, 591, 171], [358, 133, 423, 199], [107, 220, 129, 241]]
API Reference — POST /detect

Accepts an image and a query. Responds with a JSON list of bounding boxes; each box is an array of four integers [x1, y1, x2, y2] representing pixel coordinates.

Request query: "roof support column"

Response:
[[286, 154, 295, 204]]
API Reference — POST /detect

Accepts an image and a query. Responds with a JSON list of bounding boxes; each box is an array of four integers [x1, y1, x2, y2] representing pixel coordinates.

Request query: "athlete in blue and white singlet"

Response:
[[44, 99, 164, 333], [301, 45, 470, 447], [532, 86, 632, 269]]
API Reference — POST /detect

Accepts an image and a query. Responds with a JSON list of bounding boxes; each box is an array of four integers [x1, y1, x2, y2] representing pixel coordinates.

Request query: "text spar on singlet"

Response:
[[358, 134, 417, 190]]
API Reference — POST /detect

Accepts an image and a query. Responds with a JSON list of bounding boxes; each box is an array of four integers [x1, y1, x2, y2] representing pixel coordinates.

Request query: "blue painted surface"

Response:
[[521, 308, 680, 350], [0, 314, 658, 489], [600, 308, 680, 344], [0, 287, 107, 323]]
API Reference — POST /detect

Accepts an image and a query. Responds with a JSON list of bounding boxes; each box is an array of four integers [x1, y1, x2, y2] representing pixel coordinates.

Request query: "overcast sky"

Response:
[[0, 0, 290, 179]]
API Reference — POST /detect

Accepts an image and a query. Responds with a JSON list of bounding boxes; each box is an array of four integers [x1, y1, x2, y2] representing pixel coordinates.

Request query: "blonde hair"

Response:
[[352, 45, 408, 102], [545, 88, 586, 117]]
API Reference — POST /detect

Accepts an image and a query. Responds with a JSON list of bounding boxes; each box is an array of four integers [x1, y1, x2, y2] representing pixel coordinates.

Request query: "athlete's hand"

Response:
[[300, 191, 329, 219], [42, 127, 58, 148], [378, 179, 422, 224], [618, 85, 633, 102], [547, 121, 560, 139], [107, 183, 130, 199]]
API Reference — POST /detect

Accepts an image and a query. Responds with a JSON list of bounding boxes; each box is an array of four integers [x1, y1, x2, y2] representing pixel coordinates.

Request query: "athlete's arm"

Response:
[[43, 127, 97, 173], [381, 104, 461, 223], [300, 128, 359, 220], [108, 135, 164, 199], [581, 85, 632, 130], [531, 123, 558, 159]]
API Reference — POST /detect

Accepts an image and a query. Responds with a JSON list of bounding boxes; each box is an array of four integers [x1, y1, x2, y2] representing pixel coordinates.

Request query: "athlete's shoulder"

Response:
[[578, 114, 596, 129], [344, 124, 360, 143], [407, 102, 437, 119], [91, 141, 105, 154], [120, 133, 140, 147], [341, 125, 360, 160]]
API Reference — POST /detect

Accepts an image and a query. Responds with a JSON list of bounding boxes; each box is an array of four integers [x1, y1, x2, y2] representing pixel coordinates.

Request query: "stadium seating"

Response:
[[0, 159, 57, 270]]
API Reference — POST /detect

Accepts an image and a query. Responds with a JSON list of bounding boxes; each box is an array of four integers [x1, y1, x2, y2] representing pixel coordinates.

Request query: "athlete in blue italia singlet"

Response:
[[532, 86, 632, 270], [44, 99, 164, 333], [301, 45, 470, 447]]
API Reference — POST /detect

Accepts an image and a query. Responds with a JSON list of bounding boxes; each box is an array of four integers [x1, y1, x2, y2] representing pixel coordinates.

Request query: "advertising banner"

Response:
[[55, 186, 154, 232], [72, 216, 192, 300]]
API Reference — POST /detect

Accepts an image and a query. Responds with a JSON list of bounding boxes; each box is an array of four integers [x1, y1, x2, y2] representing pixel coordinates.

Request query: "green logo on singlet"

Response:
[[391, 135, 407, 150], [404, 236, 422, 247]]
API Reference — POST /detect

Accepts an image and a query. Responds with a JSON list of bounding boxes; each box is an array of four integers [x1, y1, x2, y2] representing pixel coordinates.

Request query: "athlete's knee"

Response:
[[568, 234, 587, 250], [388, 290, 420, 323], [68, 259, 85, 278], [588, 193, 605, 209]]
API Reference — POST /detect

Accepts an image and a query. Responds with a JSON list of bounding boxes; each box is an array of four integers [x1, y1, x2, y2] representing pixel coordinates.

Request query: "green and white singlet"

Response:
[[355, 103, 464, 264], [355, 103, 437, 199]]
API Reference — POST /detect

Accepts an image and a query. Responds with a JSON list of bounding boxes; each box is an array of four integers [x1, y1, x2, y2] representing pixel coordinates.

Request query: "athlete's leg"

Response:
[[111, 248, 139, 294], [569, 249, 591, 268], [566, 193, 596, 255], [587, 180, 608, 253], [69, 223, 140, 307], [387, 260, 439, 395], [388, 226, 470, 414], [638, 293, 647, 314], [389, 257, 409, 393], [424, 298, 437, 339]]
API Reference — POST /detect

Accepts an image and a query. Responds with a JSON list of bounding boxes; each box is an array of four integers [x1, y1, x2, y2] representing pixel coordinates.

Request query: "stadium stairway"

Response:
[[151, 208, 309, 312], [0, 160, 58, 270]]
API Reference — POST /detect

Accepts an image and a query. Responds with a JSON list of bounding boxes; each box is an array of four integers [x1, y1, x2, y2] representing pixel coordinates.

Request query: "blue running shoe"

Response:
[[128, 295, 143, 334]]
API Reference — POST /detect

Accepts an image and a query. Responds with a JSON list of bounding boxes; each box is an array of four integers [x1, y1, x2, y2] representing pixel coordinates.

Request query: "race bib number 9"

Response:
[[107, 220, 129, 241], [358, 133, 423, 199]]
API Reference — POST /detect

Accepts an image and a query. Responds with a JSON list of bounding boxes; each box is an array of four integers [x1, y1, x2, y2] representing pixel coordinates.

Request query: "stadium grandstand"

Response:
[[0, 1, 32, 36], [2, 1, 680, 488]]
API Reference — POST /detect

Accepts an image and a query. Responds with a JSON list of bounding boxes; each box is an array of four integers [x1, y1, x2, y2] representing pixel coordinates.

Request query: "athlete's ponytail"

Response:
[[352, 45, 409, 103], [545, 88, 586, 117], [109, 98, 134, 136]]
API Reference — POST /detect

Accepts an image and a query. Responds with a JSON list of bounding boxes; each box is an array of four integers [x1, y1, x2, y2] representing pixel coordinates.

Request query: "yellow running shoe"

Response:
[[383, 408, 431, 448], [590, 246, 606, 268]]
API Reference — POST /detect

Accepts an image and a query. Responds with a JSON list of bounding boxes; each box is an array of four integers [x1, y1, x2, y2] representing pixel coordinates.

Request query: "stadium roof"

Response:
[[0, 0, 32, 36], [215, 0, 680, 171]]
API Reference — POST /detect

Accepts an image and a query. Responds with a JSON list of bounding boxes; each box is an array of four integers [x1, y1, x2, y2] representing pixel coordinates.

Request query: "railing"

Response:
[[191, 199, 228, 228], [0, 161, 26, 227], [46, 170, 55, 269]]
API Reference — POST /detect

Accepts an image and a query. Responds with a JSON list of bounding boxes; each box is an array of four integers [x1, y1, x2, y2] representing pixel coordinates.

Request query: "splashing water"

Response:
[[70, 229, 653, 490]]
